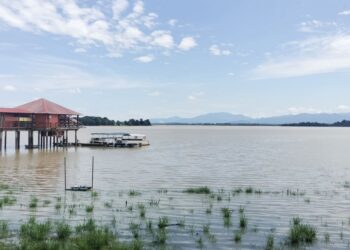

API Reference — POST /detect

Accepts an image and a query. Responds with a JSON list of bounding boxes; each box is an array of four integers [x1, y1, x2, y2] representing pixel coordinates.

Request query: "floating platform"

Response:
[[65, 185, 92, 192], [79, 141, 149, 148]]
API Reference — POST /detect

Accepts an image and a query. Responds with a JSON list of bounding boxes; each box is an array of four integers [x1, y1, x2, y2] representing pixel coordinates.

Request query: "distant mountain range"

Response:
[[151, 112, 350, 125]]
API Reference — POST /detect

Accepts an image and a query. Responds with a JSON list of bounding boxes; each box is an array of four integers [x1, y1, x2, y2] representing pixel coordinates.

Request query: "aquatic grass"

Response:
[[55, 222, 71, 240], [1, 195, 16, 206], [91, 191, 98, 198], [68, 205, 77, 216], [138, 204, 146, 218], [205, 207, 212, 214], [265, 234, 274, 250], [149, 199, 160, 207], [42, 199, 51, 207], [245, 187, 253, 194], [221, 207, 232, 219], [239, 214, 247, 229], [234, 230, 242, 243], [157, 188, 168, 194], [286, 189, 306, 196], [129, 222, 140, 239], [104, 201, 112, 208], [154, 228, 167, 245], [216, 194, 222, 201], [29, 196, 38, 209], [196, 236, 204, 249], [324, 232, 330, 243], [233, 188, 243, 194], [239, 206, 244, 214], [128, 190, 141, 196], [158, 217, 169, 229], [184, 186, 211, 194], [0, 220, 8, 239], [20, 217, 51, 241], [146, 220, 153, 233], [55, 203, 61, 211], [177, 219, 186, 229], [203, 224, 210, 234], [85, 205, 94, 213], [288, 218, 317, 245], [0, 184, 9, 191]]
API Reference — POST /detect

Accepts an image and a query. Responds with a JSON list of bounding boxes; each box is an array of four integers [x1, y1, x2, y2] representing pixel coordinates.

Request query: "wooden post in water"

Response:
[[91, 156, 94, 190], [64, 157, 67, 190], [4, 131, 6, 150]]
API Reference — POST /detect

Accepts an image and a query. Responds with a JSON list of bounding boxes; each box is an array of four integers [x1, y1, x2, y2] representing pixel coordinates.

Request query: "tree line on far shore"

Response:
[[282, 120, 350, 127], [79, 116, 151, 126]]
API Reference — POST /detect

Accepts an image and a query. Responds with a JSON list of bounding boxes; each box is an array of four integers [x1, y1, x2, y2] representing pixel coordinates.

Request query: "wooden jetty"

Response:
[[0, 98, 80, 151]]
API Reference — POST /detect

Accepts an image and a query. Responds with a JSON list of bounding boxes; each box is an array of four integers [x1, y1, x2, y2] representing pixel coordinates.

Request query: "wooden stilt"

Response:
[[4, 131, 7, 150], [64, 157, 67, 190], [92, 156, 94, 190], [0, 130, 3, 151]]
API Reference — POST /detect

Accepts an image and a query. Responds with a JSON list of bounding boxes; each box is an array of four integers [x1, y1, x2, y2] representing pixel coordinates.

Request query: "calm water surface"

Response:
[[1, 126, 350, 249]]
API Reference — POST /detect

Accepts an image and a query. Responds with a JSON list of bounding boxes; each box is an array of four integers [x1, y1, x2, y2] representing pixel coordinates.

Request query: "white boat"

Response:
[[84, 132, 150, 147]]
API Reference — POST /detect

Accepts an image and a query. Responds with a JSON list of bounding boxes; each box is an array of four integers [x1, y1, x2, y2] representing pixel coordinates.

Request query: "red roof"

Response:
[[0, 108, 32, 114], [15, 98, 80, 115]]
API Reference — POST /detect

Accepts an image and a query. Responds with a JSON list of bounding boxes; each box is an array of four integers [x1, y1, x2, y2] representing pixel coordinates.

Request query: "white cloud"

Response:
[[151, 30, 174, 48], [209, 44, 231, 56], [337, 105, 350, 112], [227, 72, 235, 76], [134, 55, 154, 63], [168, 19, 177, 26], [112, 0, 129, 19], [339, 10, 350, 15], [253, 34, 350, 79], [178, 36, 197, 51], [0, 0, 193, 58], [298, 20, 337, 33], [2, 84, 16, 91]]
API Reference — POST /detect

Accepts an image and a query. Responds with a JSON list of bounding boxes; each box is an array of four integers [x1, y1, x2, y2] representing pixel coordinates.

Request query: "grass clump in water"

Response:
[[239, 214, 247, 230], [0, 220, 8, 239], [20, 217, 51, 241], [184, 186, 211, 194], [85, 205, 94, 213], [55, 222, 71, 240], [138, 204, 146, 218], [234, 231, 242, 243], [158, 217, 169, 229], [128, 190, 141, 196], [221, 207, 232, 227], [29, 196, 38, 209], [288, 217, 316, 246], [265, 234, 274, 250], [245, 187, 253, 194]]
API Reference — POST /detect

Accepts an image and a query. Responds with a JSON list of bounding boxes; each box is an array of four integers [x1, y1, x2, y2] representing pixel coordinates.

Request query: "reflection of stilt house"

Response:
[[0, 98, 80, 150]]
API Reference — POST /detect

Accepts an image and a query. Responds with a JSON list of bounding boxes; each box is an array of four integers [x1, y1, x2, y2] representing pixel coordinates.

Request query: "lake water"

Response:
[[1, 126, 350, 249]]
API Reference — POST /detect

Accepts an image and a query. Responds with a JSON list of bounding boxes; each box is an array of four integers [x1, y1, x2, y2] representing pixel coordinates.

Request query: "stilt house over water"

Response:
[[0, 98, 80, 150]]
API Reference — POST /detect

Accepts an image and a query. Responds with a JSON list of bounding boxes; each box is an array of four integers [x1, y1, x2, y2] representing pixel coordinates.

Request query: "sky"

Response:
[[1, 0, 350, 120]]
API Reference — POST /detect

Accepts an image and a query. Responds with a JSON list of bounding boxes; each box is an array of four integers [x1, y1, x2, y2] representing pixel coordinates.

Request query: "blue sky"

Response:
[[1, 0, 350, 119]]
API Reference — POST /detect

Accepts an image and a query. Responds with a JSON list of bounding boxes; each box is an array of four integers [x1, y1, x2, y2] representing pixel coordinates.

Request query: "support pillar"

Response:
[[75, 129, 77, 146], [28, 130, 33, 149], [4, 131, 7, 150], [0, 130, 3, 151], [15, 130, 20, 150], [45, 131, 48, 149]]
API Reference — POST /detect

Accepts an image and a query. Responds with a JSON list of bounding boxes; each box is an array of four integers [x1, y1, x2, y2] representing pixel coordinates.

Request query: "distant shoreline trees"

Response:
[[79, 116, 151, 126]]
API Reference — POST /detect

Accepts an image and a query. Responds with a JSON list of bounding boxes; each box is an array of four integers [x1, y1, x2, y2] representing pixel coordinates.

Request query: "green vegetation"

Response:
[[239, 214, 247, 229], [158, 217, 169, 229], [128, 190, 141, 196], [234, 231, 242, 243], [80, 116, 151, 126], [85, 205, 94, 213], [184, 186, 211, 194], [265, 234, 274, 250], [288, 218, 317, 245], [0, 220, 8, 239], [29, 196, 38, 209]]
